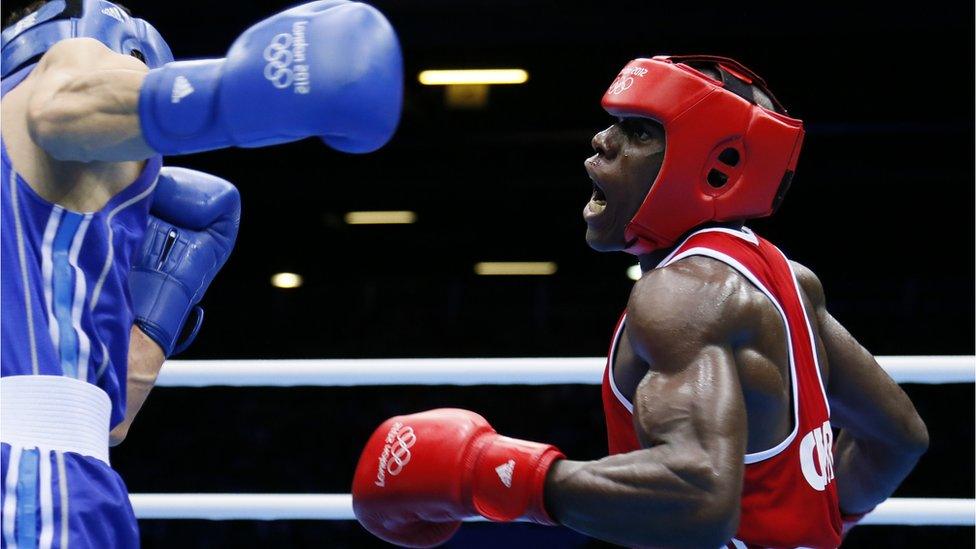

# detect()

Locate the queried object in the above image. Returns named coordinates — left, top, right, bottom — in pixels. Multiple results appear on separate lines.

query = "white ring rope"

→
left=155, top=355, right=975, bottom=387
left=128, top=494, right=974, bottom=525
left=142, top=356, right=974, bottom=527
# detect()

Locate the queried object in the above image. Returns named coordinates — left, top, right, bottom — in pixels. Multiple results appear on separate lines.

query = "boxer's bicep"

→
left=26, top=38, right=153, bottom=162
left=544, top=265, right=749, bottom=546
left=626, top=266, right=748, bottom=511
left=630, top=337, right=747, bottom=510
left=792, top=261, right=926, bottom=447
left=546, top=346, right=746, bottom=546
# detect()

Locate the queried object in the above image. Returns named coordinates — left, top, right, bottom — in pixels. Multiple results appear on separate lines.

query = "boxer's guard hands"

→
left=129, top=167, right=240, bottom=356
left=138, top=1, right=403, bottom=156
left=352, top=409, right=564, bottom=548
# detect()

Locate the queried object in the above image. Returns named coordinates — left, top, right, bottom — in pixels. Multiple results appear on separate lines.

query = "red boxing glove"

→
left=352, top=408, right=565, bottom=548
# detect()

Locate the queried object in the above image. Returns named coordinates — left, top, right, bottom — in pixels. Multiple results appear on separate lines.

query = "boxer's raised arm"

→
left=137, top=0, right=402, bottom=156
left=25, top=38, right=154, bottom=162
left=24, top=1, right=403, bottom=162
left=792, top=262, right=928, bottom=516
left=545, top=263, right=747, bottom=548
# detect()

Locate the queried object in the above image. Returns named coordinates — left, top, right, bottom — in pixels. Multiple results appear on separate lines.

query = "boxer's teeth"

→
left=586, top=180, right=608, bottom=216
left=588, top=188, right=607, bottom=213
left=591, top=185, right=607, bottom=205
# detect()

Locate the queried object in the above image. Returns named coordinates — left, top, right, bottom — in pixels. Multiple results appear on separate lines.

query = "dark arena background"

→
left=7, top=0, right=974, bottom=547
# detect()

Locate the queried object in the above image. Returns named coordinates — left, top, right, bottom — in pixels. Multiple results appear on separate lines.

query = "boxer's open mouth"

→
left=587, top=180, right=607, bottom=215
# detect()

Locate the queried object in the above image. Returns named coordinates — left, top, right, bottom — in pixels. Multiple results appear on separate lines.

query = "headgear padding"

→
left=1, top=0, right=173, bottom=78
left=601, top=55, right=804, bottom=254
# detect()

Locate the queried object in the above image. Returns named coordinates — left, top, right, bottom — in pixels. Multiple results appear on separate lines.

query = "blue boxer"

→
left=1, top=56, right=158, bottom=546
left=1, top=4, right=234, bottom=547
left=1, top=0, right=400, bottom=545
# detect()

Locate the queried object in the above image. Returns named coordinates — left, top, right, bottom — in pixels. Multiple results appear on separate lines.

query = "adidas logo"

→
left=100, top=7, right=126, bottom=22
left=495, top=459, right=515, bottom=488
left=171, top=76, right=194, bottom=104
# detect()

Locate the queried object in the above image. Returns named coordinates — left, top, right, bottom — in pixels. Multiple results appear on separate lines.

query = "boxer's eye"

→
left=621, top=119, right=653, bottom=142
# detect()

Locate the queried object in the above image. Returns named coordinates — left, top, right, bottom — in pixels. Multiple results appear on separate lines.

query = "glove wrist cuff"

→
left=523, top=447, right=563, bottom=525
left=139, top=60, right=233, bottom=155
left=470, top=434, right=564, bottom=525
left=129, top=268, right=194, bottom=356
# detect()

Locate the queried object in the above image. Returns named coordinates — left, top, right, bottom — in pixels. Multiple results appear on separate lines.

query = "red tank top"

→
left=601, top=227, right=842, bottom=549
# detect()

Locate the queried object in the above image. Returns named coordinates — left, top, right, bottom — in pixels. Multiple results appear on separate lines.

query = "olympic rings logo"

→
left=385, top=426, right=417, bottom=476
left=263, top=33, right=295, bottom=89
left=608, top=75, right=634, bottom=95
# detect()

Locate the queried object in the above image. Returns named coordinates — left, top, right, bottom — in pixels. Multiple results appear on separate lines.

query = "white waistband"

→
left=1, top=375, right=111, bottom=465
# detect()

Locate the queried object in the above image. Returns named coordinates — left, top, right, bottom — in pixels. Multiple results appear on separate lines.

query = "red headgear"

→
left=601, top=55, right=804, bottom=254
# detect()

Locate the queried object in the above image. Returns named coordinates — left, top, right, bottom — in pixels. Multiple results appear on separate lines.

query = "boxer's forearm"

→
left=544, top=449, right=739, bottom=548
left=832, top=429, right=925, bottom=515
left=815, top=301, right=928, bottom=513
left=28, top=67, right=155, bottom=162
left=110, top=326, right=165, bottom=446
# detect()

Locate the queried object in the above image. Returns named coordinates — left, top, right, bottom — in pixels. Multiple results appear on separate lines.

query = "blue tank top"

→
left=1, top=64, right=162, bottom=427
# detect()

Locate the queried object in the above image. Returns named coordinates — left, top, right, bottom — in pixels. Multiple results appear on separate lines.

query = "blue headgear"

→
left=1, top=0, right=172, bottom=78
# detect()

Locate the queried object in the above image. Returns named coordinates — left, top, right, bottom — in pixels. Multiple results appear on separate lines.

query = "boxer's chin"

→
left=585, top=226, right=625, bottom=252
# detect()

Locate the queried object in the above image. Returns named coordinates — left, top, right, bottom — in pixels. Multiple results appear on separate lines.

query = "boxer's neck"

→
left=636, top=220, right=746, bottom=273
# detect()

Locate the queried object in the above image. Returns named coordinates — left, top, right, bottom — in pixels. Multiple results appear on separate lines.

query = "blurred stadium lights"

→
left=445, top=84, right=490, bottom=109
left=419, top=69, right=529, bottom=109
left=474, top=262, right=558, bottom=276
left=343, top=211, right=417, bottom=225
left=270, top=272, right=303, bottom=289
left=417, top=69, right=529, bottom=85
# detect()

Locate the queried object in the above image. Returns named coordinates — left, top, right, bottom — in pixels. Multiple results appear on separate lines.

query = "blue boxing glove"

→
left=130, top=167, right=241, bottom=356
left=138, top=1, right=402, bottom=156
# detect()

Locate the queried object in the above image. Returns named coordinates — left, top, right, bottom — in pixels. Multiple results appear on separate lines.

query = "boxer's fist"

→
left=139, top=1, right=402, bottom=155
left=352, top=409, right=564, bottom=548
left=129, top=167, right=240, bottom=355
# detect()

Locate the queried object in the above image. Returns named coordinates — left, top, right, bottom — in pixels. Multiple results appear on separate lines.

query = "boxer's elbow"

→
left=109, top=421, right=130, bottom=446
left=899, top=411, right=929, bottom=459
left=691, top=496, right=739, bottom=548
left=634, top=458, right=740, bottom=548
left=631, top=497, right=738, bottom=548
left=875, top=404, right=929, bottom=460
left=673, top=467, right=739, bottom=547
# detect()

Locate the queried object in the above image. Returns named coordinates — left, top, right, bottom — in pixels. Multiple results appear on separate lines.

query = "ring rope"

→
left=128, top=494, right=975, bottom=525
left=143, top=356, right=974, bottom=527
left=155, top=355, right=975, bottom=387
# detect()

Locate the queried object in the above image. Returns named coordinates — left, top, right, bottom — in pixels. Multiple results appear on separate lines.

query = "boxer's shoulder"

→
left=630, top=255, right=766, bottom=324
left=788, top=260, right=826, bottom=310
left=627, top=256, right=766, bottom=364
